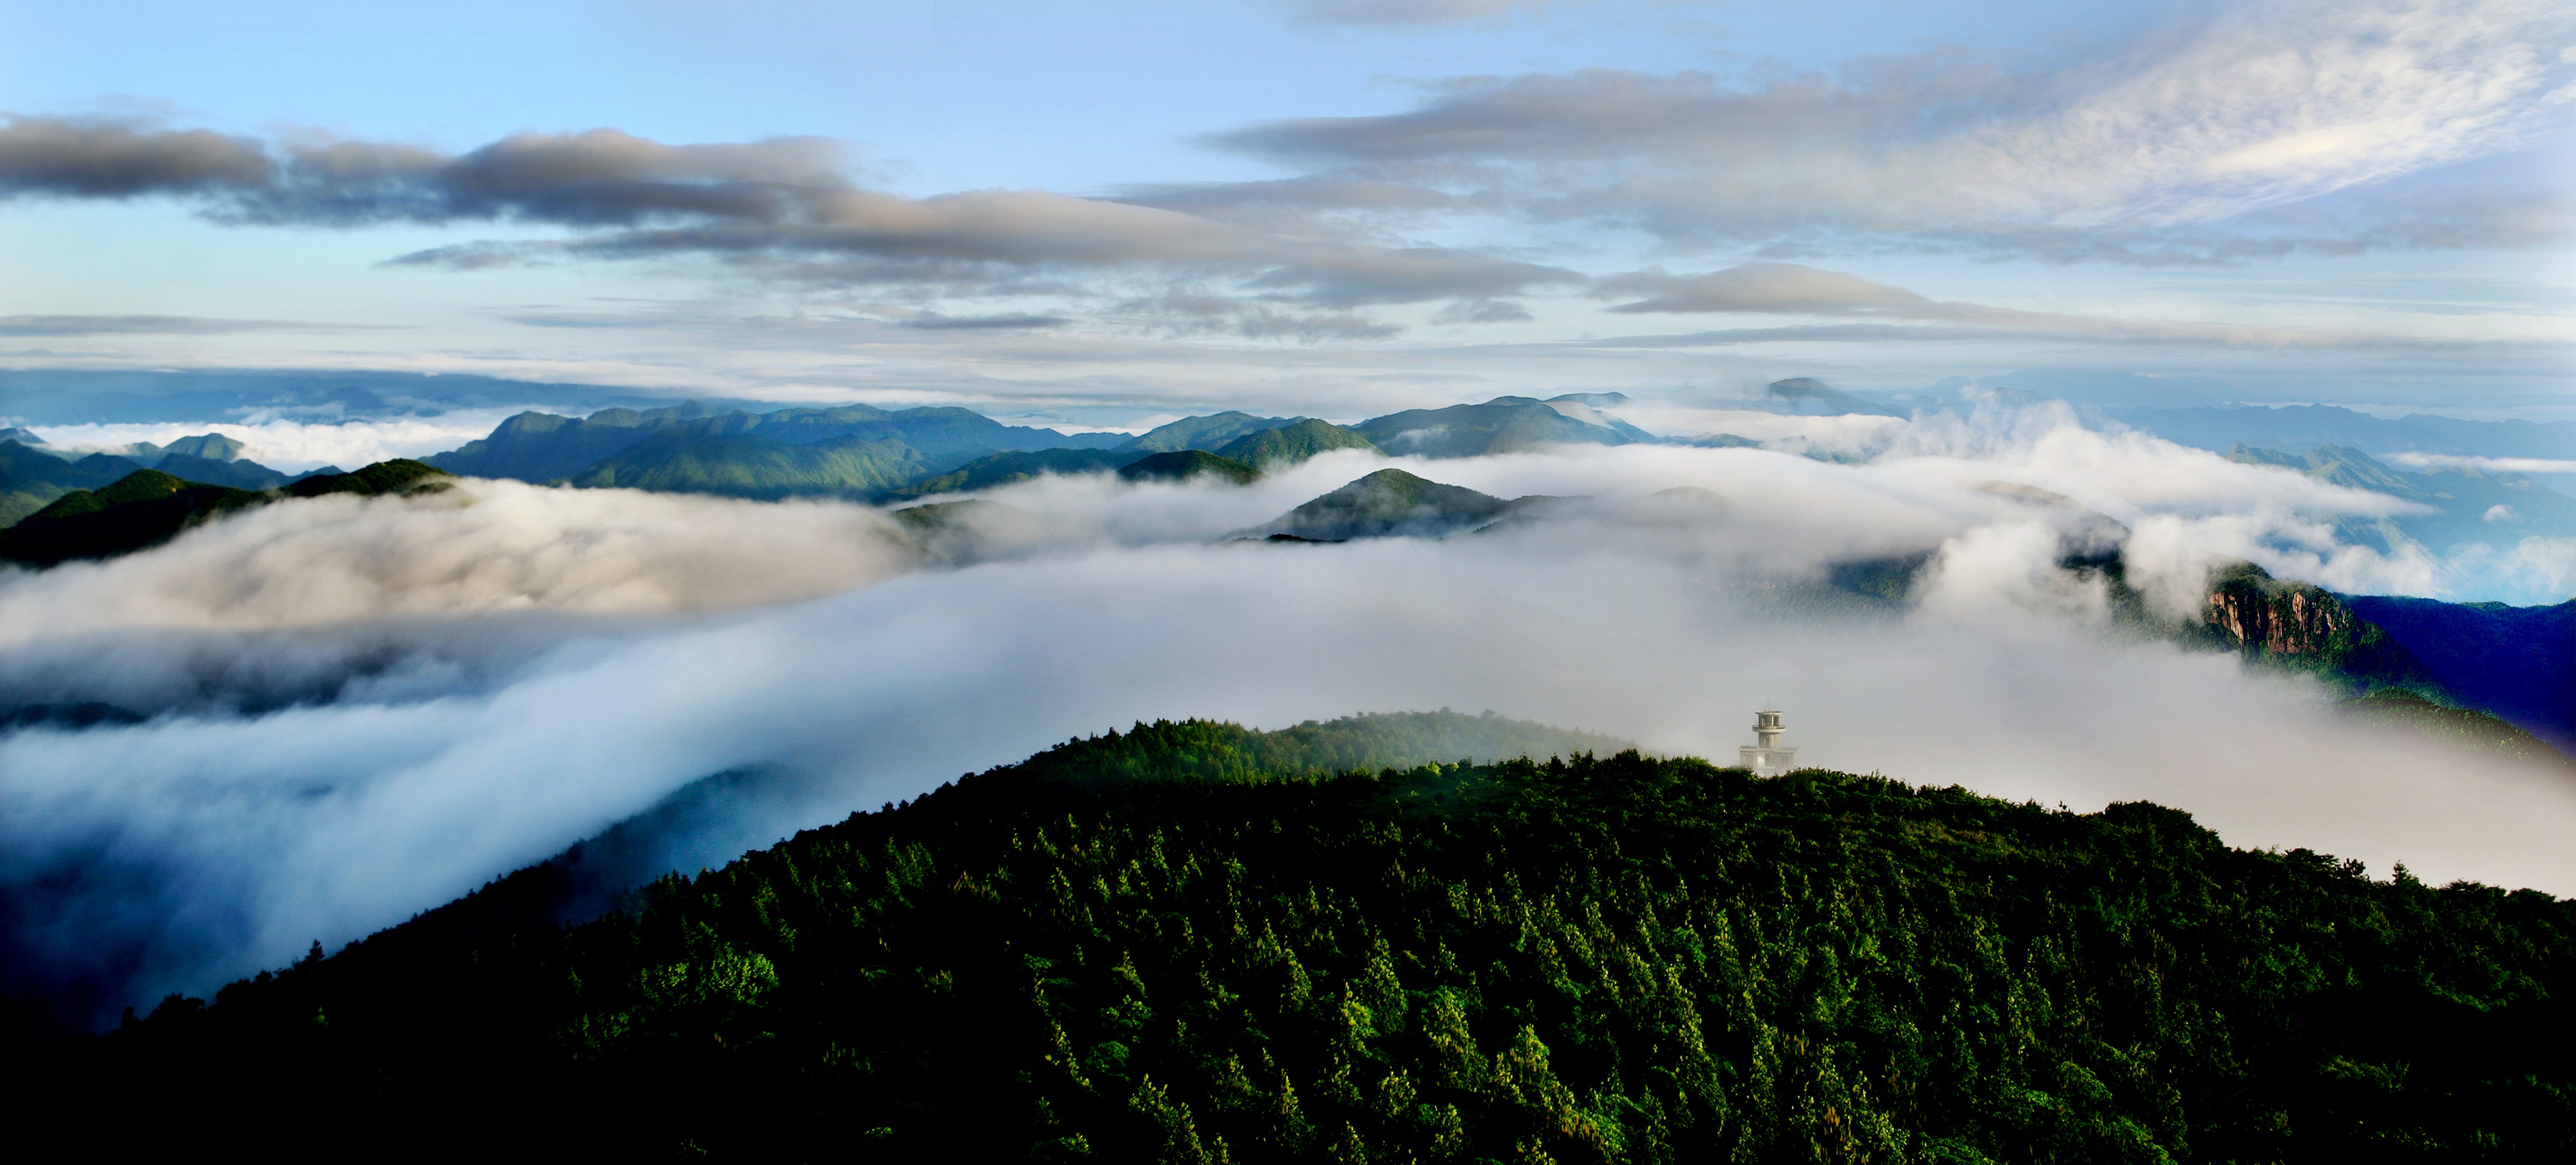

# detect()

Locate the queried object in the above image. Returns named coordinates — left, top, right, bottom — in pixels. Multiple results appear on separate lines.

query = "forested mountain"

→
left=1213, top=417, right=1381, bottom=467
left=886, top=448, right=1135, bottom=500
left=146, top=453, right=290, bottom=490
left=429, top=402, right=1124, bottom=484
left=1355, top=395, right=1638, bottom=458
left=1118, top=450, right=1260, bottom=485
left=38, top=714, right=2575, bottom=1160
left=567, top=433, right=928, bottom=500
left=1251, top=468, right=1526, bottom=541
left=1119, top=412, right=1299, bottom=454
left=0, top=460, right=452, bottom=567
left=2344, top=595, right=2576, bottom=748
left=0, top=440, right=142, bottom=526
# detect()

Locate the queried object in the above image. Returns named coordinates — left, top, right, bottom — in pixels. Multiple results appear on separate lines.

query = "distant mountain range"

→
left=2224, top=443, right=2576, bottom=553
left=0, top=431, right=305, bottom=525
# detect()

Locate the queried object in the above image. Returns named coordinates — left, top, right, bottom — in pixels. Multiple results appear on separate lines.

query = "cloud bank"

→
left=3, top=412, right=2568, bottom=1030
left=1199, top=0, right=2575, bottom=261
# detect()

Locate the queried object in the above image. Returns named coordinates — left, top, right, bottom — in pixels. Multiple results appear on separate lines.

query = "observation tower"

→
left=1739, top=708, right=1798, bottom=777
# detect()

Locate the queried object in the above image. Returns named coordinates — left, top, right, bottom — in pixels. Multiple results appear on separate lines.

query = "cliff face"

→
left=2197, top=562, right=2435, bottom=691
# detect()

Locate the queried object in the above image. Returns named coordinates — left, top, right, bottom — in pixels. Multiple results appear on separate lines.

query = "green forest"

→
left=32, top=714, right=2575, bottom=1161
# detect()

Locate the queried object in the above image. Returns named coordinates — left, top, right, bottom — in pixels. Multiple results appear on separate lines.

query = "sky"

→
left=1, top=0, right=2570, bottom=426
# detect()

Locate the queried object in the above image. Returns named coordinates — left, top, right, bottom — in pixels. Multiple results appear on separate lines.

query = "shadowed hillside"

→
left=31, top=712, right=2575, bottom=1160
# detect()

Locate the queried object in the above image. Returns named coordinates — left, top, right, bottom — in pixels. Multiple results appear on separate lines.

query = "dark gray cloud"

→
left=899, top=313, right=1072, bottom=330
left=0, top=115, right=272, bottom=197
left=1, top=116, right=1566, bottom=315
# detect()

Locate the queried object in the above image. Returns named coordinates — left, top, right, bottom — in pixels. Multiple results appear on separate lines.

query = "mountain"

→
left=151, top=453, right=290, bottom=491
left=2108, top=404, right=2576, bottom=460
left=2226, top=443, right=2576, bottom=551
left=2342, top=595, right=2575, bottom=749
left=430, top=402, right=1124, bottom=484
left=1212, top=417, right=1380, bottom=467
left=1991, top=370, right=2230, bottom=409
left=568, top=433, right=926, bottom=500
left=1354, top=395, right=1633, bottom=458
left=0, top=460, right=454, bottom=568
left=0, top=469, right=267, bottom=567
left=887, top=448, right=1132, bottom=500
left=1250, top=468, right=1518, bottom=540
left=0, top=441, right=145, bottom=527
left=1760, top=377, right=1909, bottom=418
left=1115, top=450, right=1258, bottom=486
left=1118, top=412, right=1298, bottom=454
left=429, top=408, right=703, bottom=482
left=285, top=459, right=454, bottom=499
left=40, top=715, right=2576, bottom=1159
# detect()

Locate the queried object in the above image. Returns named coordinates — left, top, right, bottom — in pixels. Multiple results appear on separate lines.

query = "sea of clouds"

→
left=3, top=401, right=2572, bottom=1028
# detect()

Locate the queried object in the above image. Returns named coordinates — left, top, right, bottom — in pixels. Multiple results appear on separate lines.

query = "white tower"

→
left=1739, top=708, right=1798, bottom=777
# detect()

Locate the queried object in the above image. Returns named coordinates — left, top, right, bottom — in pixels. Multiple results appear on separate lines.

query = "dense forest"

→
left=28, top=713, right=2571, bottom=1161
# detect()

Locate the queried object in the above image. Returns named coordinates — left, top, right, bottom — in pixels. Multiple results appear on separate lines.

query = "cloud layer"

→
left=4, top=410, right=2568, bottom=1028
left=1201, top=0, right=2575, bottom=261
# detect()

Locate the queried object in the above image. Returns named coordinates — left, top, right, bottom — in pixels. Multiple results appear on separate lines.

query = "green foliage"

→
left=1356, top=397, right=1631, bottom=459
left=1255, top=468, right=1514, bottom=540
left=50, top=719, right=2575, bottom=1160
left=0, top=460, right=453, bottom=567
left=2336, top=689, right=2571, bottom=767
left=0, top=469, right=267, bottom=566
left=285, top=458, right=452, bottom=498
left=2193, top=561, right=2438, bottom=695
left=1117, top=450, right=1260, bottom=486
left=1213, top=418, right=1380, bottom=467
left=1122, top=412, right=1298, bottom=455
left=888, top=448, right=1128, bottom=500
left=571, top=433, right=927, bottom=499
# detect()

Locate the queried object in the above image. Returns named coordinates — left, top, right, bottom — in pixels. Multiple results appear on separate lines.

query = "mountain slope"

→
left=568, top=433, right=927, bottom=500
left=887, top=448, right=1131, bottom=500
left=0, top=441, right=145, bottom=527
left=1213, top=417, right=1379, bottom=467
left=430, top=402, right=1123, bottom=484
left=1117, top=450, right=1259, bottom=485
left=0, top=470, right=267, bottom=566
left=2342, top=595, right=2575, bottom=748
left=0, top=460, right=455, bottom=567
left=1355, top=396, right=1632, bottom=458
left=1119, top=412, right=1298, bottom=454
left=43, top=719, right=2576, bottom=1160
left=150, top=453, right=290, bottom=490
left=1251, top=468, right=1516, bottom=540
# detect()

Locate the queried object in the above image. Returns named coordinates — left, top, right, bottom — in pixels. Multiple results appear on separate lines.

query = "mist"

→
left=4, top=410, right=2571, bottom=1028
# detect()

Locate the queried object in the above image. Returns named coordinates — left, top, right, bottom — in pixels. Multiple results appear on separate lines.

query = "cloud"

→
left=2384, top=451, right=2576, bottom=474
left=1591, top=261, right=2568, bottom=350
left=0, top=315, right=392, bottom=337
left=1206, top=0, right=2576, bottom=260
left=27, top=412, right=547, bottom=473
left=899, top=313, right=1072, bottom=330
left=7, top=428, right=2573, bottom=1032
left=0, top=117, right=1574, bottom=314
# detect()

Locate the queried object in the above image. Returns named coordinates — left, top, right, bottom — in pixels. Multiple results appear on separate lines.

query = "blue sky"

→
left=1, top=0, right=2570, bottom=426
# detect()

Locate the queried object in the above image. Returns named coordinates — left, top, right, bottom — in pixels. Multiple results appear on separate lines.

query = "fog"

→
left=4, top=411, right=2571, bottom=1028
